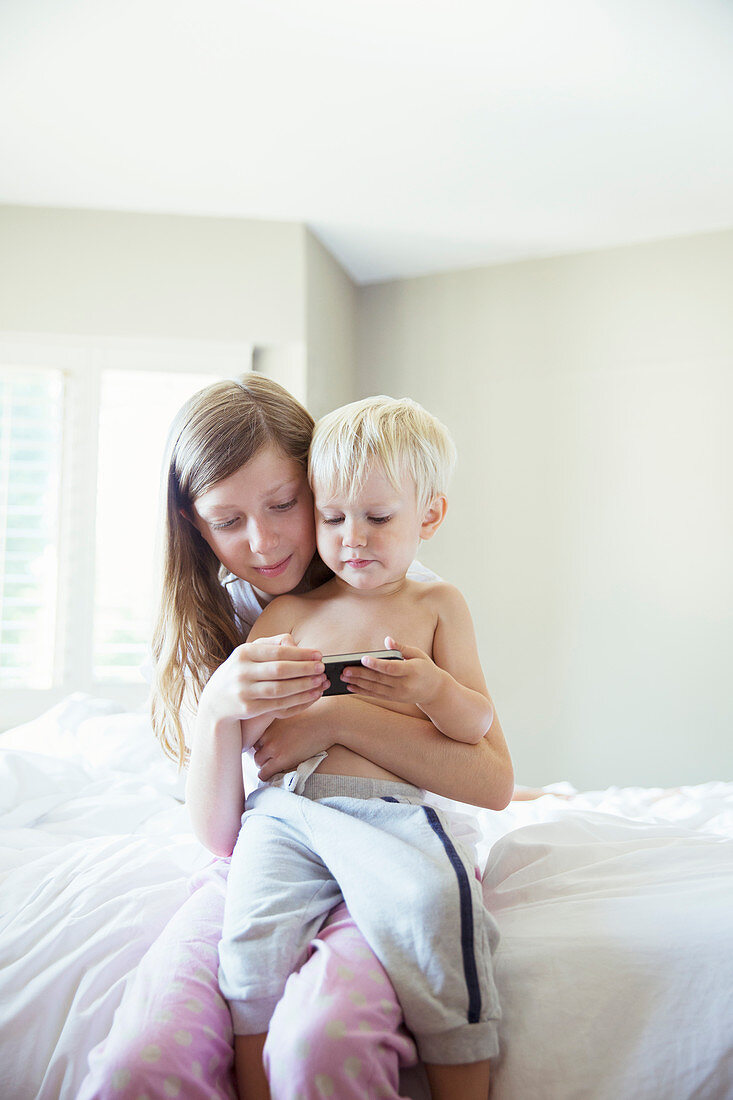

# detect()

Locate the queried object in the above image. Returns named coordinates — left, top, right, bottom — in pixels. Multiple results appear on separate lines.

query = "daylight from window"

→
left=93, top=369, right=217, bottom=682
left=0, top=368, right=63, bottom=689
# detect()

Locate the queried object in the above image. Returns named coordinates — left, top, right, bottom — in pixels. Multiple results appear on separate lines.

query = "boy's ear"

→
left=420, top=494, right=448, bottom=541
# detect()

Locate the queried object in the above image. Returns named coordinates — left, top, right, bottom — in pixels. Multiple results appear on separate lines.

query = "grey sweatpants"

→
left=218, top=774, right=501, bottom=1064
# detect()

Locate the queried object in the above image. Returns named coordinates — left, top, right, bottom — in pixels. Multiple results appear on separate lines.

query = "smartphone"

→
left=322, top=649, right=403, bottom=696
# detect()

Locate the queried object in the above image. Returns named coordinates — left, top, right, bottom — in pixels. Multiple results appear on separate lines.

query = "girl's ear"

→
left=420, top=494, right=448, bottom=541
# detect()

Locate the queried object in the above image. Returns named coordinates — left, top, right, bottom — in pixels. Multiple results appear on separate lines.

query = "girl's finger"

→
left=247, top=659, right=326, bottom=683
left=277, top=684, right=327, bottom=708
left=248, top=672, right=327, bottom=700
left=276, top=700, right=318, bottom=719
left=258, top=758, right=282, bottom=782
left=245, top=644, right=323, bottom=665
left=264, top=687, right=326, bottom=714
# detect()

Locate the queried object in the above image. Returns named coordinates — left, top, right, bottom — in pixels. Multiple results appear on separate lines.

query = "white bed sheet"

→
left=1, top=695, right=732, bottom=1099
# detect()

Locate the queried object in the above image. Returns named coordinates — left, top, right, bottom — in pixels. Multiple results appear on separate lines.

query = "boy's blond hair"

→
left=309, top=395, right=456, bottom=512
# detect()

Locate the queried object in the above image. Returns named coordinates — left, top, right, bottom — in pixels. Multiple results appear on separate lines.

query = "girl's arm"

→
left=185, top=632, right=327, bottom=856
left=255, top=694, right=514, bottom=811
left=342, top=697, right=513, bottom=809
left=186, top=705, right=244, bottom=858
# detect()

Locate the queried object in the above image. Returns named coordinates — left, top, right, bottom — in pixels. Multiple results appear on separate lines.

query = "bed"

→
left=1, top=693, right=732, bottom=1099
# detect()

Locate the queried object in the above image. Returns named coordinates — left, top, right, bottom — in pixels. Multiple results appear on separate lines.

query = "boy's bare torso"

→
left=273, top=577, right=443, bottom=783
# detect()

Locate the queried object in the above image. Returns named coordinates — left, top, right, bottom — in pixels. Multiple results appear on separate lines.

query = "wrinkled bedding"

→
left=1, top=695, right=732, bottom=1099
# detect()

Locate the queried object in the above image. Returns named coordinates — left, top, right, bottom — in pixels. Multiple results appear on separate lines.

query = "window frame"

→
left=0, top=333, right=252, bottom=731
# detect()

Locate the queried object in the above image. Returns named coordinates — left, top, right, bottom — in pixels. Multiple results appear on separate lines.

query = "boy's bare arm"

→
left=343, top=585, right=495, bottom=745
left=420, top=584, right=495, bottom=742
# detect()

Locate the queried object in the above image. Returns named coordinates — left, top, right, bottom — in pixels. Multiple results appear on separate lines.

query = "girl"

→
left=79, top=374, right=510, bottom=1100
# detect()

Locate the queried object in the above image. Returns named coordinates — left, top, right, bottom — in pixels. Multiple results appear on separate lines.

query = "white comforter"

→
left=1, top=695, right=732, bottom=1099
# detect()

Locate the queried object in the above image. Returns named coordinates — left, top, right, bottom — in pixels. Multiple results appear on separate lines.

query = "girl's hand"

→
left=341, top=635, right=443, bottom=710
left=252, top=699, right=335, bottom=780
left=199, top=633, right=328, bottom=724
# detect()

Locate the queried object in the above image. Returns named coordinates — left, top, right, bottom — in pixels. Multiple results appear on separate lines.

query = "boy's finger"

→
left=346, top=682, right=392, bottom=700
left=343, top=667, right=378, bottom=686
left=343, top=669, right=396, bottom=694
left=359, top=656, right=405, bottom=675
left=384, top=636, right=425, bottom=661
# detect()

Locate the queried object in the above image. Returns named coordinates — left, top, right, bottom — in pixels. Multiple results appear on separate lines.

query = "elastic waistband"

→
left=301, top=773, right=425, bottom=802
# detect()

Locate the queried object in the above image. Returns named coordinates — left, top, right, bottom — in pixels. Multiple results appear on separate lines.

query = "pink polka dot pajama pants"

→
left=77, top=863, right=419, bottom=1100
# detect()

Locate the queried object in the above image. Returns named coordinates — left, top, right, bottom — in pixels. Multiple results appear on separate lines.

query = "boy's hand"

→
left=341, top=635, right=444, bottom=708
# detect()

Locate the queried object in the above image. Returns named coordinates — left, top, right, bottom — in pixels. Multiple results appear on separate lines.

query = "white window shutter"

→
left=0, top=367, right=64, bottom=688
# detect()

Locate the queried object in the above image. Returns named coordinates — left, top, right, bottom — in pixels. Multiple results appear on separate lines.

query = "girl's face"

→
left=190, top=443, right=316, bottom=596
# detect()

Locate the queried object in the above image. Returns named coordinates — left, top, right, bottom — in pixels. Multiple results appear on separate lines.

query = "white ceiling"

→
left=2, top=0, right=733, bottom=284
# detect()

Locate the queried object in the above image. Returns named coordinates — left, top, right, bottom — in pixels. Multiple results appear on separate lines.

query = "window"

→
left=0, top=368, right=64, bottom=689
left=93, top=368, right=216, bottom=682
left=0, top=336, right=251, bottom=729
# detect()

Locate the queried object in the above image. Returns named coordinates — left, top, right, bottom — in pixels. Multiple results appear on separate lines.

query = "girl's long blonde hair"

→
left=151, top=373, right=315, bottom=767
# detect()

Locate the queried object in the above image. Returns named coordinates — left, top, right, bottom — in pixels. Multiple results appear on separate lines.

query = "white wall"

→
left=356, top=230, right=733, bottom=789
left=303, top=230, right=357, bottom=419
left=0, top=205, right=305, bottom=343
left=0, top=204, right=357, bottom=423
left=0, top=205, right=357, bottom=728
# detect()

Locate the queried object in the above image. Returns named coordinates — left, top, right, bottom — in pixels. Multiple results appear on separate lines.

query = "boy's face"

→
left=313, top=462, right=436, bottom=592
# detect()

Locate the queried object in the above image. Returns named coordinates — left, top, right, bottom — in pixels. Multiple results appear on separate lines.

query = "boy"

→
left=220, top=396, right=513, bottom=1100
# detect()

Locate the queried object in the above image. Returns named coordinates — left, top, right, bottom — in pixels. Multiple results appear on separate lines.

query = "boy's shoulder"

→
left=265, top=591, right=308, bottom=611
left=405, top=561, right=466, bottom=607
left=300, top=577, right=341, bottom=602
left=407, top=576, right=467, bottom=608
left=254, top=591, right=308, bottom=629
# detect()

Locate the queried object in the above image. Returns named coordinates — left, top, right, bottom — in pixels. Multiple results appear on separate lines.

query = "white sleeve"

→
left=222, top=573, right=265, bottom=636
left=407, top=559, right=441, bottom=583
